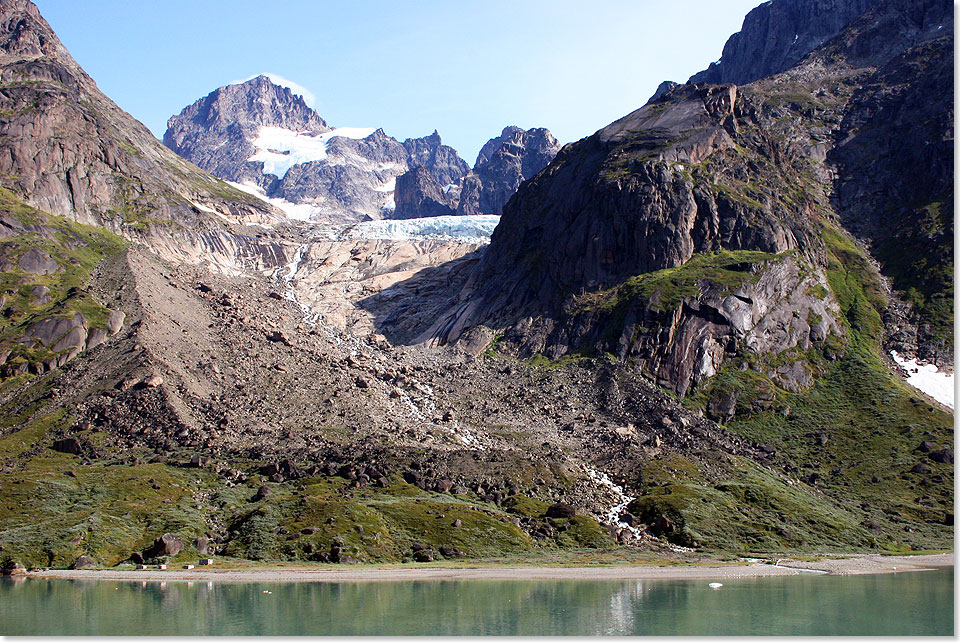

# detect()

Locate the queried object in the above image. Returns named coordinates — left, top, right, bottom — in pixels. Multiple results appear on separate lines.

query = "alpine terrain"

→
left=164, top=78, right=560, bottom=223
left=0, top=0, right=952, bottom=574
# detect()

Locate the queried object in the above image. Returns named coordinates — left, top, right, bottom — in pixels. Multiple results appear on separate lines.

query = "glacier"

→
left=226, top=179, right=499, bottom=240
left=329, top=215, right=500, bottom=243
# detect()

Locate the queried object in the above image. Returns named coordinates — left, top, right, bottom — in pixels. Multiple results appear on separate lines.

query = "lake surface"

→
left=0, top=567, right=953, bottom=636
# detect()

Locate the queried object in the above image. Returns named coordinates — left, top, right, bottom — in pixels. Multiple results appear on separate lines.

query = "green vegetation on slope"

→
left=0, top=412, right=614, bottom=568
left=627, top=453, right=876, bottom=552
left=577, top=249, right=785, bottom=316
left=0, top=187, right=127, bottom=377
left=873, top=198, right=953, bottom=354
left=684, top=223, right=953, bottom=550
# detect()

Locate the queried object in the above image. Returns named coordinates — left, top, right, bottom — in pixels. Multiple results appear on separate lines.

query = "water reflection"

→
left=0, top=568, right=953, bottom=636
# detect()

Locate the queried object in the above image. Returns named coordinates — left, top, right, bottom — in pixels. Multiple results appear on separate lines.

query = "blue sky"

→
left=35, top=0, right=761, bottom=164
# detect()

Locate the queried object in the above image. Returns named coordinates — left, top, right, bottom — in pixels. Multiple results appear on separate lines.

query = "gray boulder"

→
left=18, top=248, right=60, bottom=275
left=106, top=310, right=125, bottom=335
left=545, top=502, right=577, bottom=519
left=144, top=533, right=184, bottom=559
left=70, top=555, right=96, bottom=569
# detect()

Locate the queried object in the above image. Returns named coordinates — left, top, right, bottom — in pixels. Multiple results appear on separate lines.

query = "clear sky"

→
left=35, top=0, right=762, bottom=164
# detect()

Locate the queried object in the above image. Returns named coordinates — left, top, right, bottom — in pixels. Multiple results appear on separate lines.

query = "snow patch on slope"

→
left=191, top=201, right=217, bottom=214
left=330, top=215, right=500, bottom=243
left=250, top=126, right=377, bottom=178
left=226, top=181, right=321, bottom=221
left=891, top=351, right=955, bottom=409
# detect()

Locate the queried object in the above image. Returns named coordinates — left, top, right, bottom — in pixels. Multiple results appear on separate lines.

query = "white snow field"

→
left=249, top=126, right=378, bottom=178
left=891, top=350, right=955, bottom=409
left=226, top=181, right=322, bottom=220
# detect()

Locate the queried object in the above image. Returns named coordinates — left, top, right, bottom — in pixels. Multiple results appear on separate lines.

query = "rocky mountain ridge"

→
left=165, top=80, right=561, bottom=223
left=0, top=1, right=281, bottom=232
left=422, top=0, right=952, bottom=376
left=689, top=0, right=878, bottom=85
left=0, top=0, right=304, bottom=376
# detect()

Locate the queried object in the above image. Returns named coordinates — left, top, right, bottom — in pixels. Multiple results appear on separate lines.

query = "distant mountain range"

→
left=163, top=77, right=561, bottom=223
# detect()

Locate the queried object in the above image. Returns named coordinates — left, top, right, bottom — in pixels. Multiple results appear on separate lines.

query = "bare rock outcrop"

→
left=17, top=248, right=59, bottom=274
left=688, top=0, right=876, bottom=85
left=392, top=167, right=458, bottom=220
left=457, top=126, right=562, bottom=216
left=415, top=0, right=950, bottom=399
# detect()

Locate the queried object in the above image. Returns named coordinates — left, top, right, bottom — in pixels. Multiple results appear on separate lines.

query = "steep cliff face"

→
left=829, top=26, right=953, bottom=363
left=459, top=126, right=562, bottom=216
left=392, top=167, right=458, bottom=220
left=689, top=0, right=877, bottom=85
left=421, top=82, right=838, bottom=397
left=0, top=0, right=279, bottom=234
left=422, top=0, right=952, bottom=395
left=392, top=126, right=561, bottom=219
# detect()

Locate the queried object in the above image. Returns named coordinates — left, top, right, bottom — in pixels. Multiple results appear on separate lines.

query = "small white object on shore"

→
left=183, top=564, right=195, bottom=569
left=136, top=564, right=147, bottom=570
left=198, top=558, right=214, bottom=566
left=157, top=564, right=166, bottom=570
left=709, top=582, right=723, bottom=589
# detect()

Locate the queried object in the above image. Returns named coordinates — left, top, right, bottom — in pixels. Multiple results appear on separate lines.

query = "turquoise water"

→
left=0, top=567, right=953, bottom=635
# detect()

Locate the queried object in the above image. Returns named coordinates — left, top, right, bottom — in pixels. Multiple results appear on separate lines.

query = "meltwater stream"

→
left=0, top=567, right=952, bottom=635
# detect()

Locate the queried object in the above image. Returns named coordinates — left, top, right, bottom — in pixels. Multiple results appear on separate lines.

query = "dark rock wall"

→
left=689, top=0, right=877, bottom=84
left=421, top=0, right=954, bottom=391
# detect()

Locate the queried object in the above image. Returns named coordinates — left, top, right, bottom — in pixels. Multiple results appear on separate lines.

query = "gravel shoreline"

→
left=26, top=553, right=952, bottom=583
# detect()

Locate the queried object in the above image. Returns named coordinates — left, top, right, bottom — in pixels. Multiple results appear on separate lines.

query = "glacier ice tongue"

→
left=333, top=215, right=501, bottom=243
